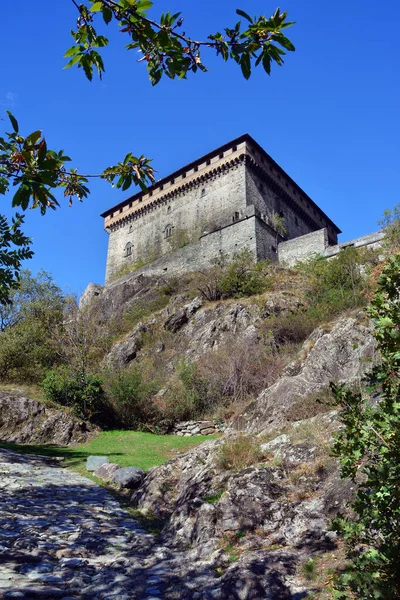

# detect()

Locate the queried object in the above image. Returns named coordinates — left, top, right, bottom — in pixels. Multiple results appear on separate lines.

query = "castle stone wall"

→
left=105, top=162, right=247, bottom=283
left=278, top=229, right=385, bottom=267
left=107, top=215, right=258, bottom=283
left=278, top=229, right=328, bottom=266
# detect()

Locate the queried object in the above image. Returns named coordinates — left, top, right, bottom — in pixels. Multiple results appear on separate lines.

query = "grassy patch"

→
left=0, top=430, right=215, bottom=475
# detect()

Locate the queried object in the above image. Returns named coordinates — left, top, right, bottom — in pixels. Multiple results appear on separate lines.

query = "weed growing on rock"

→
left=217, top=435, right=262, bottom=471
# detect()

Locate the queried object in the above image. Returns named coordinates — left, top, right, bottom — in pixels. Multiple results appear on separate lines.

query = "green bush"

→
left=42, top=366, right=105, bottom=421
left=298, top=246, right=376, bottom=318
left=104, top=367, right=160, bottom=430
left=198, top=249, right=270, bottom=301
left=329, top=254, right=400, bottom=599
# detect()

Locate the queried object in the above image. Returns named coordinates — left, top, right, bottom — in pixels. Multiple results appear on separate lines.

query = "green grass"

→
left=0, top=430, right=216, bottom=475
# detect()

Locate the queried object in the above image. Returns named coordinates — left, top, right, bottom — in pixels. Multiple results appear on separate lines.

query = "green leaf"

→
left=102, top=6, right=112, bottom=24
left=236, top=9, right=253, bottom=23
left=90, top=1, right=103, bottom=12
left=25, top=130, right=42, bottom=146
left=64, top=45, right=80, bottom=58
left=64, top=54, right=82, bottom=69
left=6, top=111, right=19, bottom=133
left=240, top=53, right=251, bottom=79
left=136, top=0, right=153, bottom=11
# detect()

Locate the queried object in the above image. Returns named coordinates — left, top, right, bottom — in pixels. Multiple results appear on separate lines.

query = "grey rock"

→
left=185, top=296, right=203, bottom=315
left=95, top=463, right=121, bottom=481
left=112, top=467, right=145, bottom=489
left=164, top=309, right=188, bottom=333
left=104, top=323, right=148, bottom=368
left=0, top=392, right=95, bottom=445
left=86, top=456, right=109, bottom=471
left=245, top=316, right=376, bottom=432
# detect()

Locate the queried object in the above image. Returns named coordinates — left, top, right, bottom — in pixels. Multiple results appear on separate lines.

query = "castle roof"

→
left=101, top=134, right=341, bottom=236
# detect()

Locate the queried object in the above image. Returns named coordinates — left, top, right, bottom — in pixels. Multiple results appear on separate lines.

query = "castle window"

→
left=271, top=245, right=277, bottom=253
left=129, top=224, right=133, bottom=233
left=206, top=159, right=211, bottom=166
left=167, top=205, right=171, bottom=214
left=124, top=242, right=132, bottom=257
left=219, top=152, right=224, bottom=159
left=232, top=211, right=240, bottom=222
left=129, top=201, right=133, bottom=208
left=201, top=188, right=207, bottom=197
left=232, top=145, right=237, bottom=152
left=165, top=224, right=173, bottom=239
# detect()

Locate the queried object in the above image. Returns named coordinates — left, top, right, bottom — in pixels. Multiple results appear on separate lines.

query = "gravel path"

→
left=0, top=449, right=222, bottom=600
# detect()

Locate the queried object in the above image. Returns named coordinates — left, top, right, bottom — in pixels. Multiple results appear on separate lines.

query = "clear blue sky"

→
left=2, top=1, right=399, bottom=296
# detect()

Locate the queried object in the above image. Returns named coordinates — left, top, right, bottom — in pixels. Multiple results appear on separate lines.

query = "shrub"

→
left=41, top=366, right=105, bottom=421
left=217, top=434, right=262, bottom=471
left=330, top=254, right=400, bottom=599
left=378, top=203, right=400, bottom=252
left=197, top=249, right=270, bottom=301
left=103, top=367, right=161, bottom=430
left=163, top=338, right=286, bottom=423
left=297, top=246, right=376, bottom=318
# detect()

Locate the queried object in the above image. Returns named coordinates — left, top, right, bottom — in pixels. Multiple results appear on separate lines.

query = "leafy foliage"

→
left=330, top=254, right=400, bottom=599
left=103, top=366, right=161, bottom=429
left=42, top=366, right=105, bottom=421
left=0, top=270, right=65, bottom=382
left=198, top=248, right=269, bottom=301
left=378, top=202, right=400, bottom=252
left=298, top=246, right=376, bottom=319
left=0, top=214, right=33, bottom=305
left=66, top=2, right=295, bottom=85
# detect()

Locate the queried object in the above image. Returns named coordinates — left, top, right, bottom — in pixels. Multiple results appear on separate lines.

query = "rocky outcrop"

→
left=243, top=315, right=376, bottom=432
left=131, top=412, right=346, bottom=563
left=104, top=322, right=149, bottom=368
left=0, top=392, right=95, bottom=445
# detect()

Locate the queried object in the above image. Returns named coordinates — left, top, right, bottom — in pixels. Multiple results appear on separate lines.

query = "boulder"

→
left=94, top=463, right=120, bottom=481
left=86, top=456, right=109, bottom=471
left=112, top=467, right=145, bottom=489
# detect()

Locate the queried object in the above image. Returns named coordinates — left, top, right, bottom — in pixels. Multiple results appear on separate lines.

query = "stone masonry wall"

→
left=106, top=215, right=258, bottom=283
left=278, top=229, right=328, bottom=266
left=278, top=229, right=385, bottom=267
left=105, top=162, right=247, bottom=283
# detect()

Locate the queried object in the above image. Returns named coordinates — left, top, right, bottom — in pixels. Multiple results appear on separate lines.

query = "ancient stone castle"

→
left=101, top=134, right=382, bottom=284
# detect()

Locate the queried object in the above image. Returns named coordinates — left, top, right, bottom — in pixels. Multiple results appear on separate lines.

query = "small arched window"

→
left=129, top=224, right=133, bottom=233
left=201, top=188, right=207, bottom=197
left=165, top=224, right=173, bottom=239
left=124, top=242, right=132, bottom=257
left=167, top=205, right=171, bottom=214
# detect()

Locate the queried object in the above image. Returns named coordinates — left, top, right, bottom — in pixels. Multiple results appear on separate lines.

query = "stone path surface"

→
left=0, top=448, right=224, bottom=600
